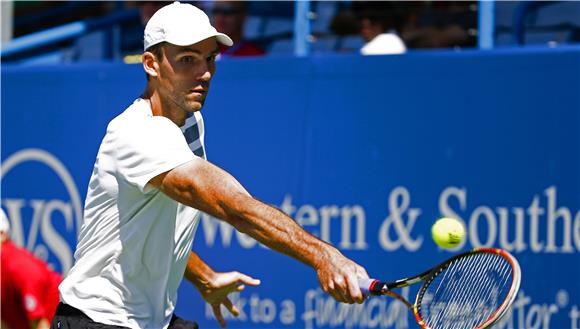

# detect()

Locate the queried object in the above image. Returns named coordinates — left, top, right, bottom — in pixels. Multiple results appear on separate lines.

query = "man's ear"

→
left=143, top=52, right=160, bottom=78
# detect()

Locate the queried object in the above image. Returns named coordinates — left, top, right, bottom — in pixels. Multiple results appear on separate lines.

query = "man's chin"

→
left=186, top=101, right=204, bottom=112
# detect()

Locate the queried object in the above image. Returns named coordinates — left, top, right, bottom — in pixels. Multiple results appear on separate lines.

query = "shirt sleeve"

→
left=114, top=115, right=196, bottom=193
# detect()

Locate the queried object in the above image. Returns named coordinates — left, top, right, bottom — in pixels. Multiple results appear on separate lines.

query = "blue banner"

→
left=2, top=46, right=580, bottom=329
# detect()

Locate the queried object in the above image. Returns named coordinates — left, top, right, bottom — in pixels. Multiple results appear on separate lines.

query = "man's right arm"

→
left=149, top=157, right=369, bottom=304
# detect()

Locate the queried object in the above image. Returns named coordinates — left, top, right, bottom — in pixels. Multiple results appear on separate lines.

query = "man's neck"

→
left=142, top=88, right=187, bottom=126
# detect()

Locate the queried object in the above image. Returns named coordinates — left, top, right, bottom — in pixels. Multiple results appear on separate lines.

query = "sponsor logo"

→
left=1, top=149, right=82, bottom=274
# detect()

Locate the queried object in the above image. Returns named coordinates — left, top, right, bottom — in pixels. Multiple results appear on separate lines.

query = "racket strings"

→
left=453, top=254, right=498, bottom=327
left=448, top=253, right=506, bottom=328
left=429, top=254, right=474, bottom=325
left=464, top=254, right=505, bottom=327
left=438, top=253, right=509, bottom=328
left=418, top=252, right=513, bottom=329
left=426, top=254, right=488, bottom=328
left=429, top=254, right=479, bottom=327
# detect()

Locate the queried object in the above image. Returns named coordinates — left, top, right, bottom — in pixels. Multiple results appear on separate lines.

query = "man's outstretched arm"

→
left=150, top=158, right=369, bottom=304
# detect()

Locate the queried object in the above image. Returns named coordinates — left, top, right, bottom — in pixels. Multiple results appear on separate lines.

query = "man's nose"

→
left=199, top=67, right=212, bottom=82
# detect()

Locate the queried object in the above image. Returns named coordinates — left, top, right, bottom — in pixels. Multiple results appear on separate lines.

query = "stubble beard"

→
left=167, top=91, right=206, bottom=114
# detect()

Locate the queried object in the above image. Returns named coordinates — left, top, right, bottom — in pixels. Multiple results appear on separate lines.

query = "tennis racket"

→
left=359, top=248, right=521, bottom=329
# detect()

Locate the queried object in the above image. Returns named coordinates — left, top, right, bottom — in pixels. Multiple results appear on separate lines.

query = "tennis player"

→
left=52, top=2, right=369, bottom=329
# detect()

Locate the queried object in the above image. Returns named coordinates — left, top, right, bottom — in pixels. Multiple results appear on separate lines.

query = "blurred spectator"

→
left=400, top=2, right=476, bottom=49
left=211, top=1, right=265, bottom=57
left=330, top=1, right=476, bottom=53
left=353, top=1, right=406, bottom=55
left=1, top=211, right=63, bottom=329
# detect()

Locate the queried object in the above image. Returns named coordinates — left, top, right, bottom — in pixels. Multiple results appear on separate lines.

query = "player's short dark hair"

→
left=144, top=42, right=167, bottom=80
left=146, top=42, right=166, bottom=61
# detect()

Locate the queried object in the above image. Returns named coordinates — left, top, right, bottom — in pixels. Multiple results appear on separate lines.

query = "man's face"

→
left=155, top=38, right=219, bottom=113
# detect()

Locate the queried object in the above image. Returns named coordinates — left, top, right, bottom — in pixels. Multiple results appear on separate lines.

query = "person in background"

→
left=211, top=1, right=265, bottom=57
left=354, top=1, right=406, bottom=55
left=0, top=211, right=63, bottom=329
left=399, top=2, right=475, bottom=49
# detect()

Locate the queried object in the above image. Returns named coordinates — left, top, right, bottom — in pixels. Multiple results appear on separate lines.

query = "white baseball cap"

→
left=144, top=1, right=233, bottom=51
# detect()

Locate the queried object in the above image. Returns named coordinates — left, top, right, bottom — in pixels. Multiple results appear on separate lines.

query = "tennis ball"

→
left=431, top=217, right=465, bottom=249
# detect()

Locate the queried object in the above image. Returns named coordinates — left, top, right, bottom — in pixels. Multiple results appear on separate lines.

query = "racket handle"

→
left=358, top=278, right=378, bottom=297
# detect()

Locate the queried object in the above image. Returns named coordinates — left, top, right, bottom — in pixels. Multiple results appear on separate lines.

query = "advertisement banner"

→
left=2, top=47, right=580, bottom=328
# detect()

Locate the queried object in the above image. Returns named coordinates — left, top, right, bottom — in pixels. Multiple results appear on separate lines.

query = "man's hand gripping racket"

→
left=359, top=248, right=521, bottom=329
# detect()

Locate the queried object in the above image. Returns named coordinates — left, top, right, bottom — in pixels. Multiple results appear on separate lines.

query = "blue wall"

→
left=2, top=47, right=580, bottom=328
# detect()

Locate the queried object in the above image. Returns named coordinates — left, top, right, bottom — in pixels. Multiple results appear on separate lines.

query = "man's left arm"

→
left=184, top=251, right=260, bottom=327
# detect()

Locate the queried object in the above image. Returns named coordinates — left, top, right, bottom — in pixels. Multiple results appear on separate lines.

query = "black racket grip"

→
left=358, top=278, right=384, bottom=297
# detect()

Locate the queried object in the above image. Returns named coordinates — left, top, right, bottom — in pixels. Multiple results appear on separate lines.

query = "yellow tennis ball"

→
left=432, top=217, right=465, bottom=249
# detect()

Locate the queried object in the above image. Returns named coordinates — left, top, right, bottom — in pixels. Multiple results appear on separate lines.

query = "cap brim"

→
left=216, top=33, right=233, bottom=47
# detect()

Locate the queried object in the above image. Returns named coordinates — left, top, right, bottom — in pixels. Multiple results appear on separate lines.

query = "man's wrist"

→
left=185, top=252, right=217, bottom=291
left=308, top=241, right=341, bottom=271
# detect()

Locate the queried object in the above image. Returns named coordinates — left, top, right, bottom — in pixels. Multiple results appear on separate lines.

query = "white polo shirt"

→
left=59, top=98, right=205, bottom=328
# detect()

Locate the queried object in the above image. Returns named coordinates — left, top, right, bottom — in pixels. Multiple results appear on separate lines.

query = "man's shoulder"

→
left=105, top=100, right=186, bottom=148
left=106, top=99, right=151, bottom=131
left=114, top=98, right=149, bottom=120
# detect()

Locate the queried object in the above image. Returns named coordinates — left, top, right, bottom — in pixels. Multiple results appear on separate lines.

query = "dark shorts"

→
left=51, top=303, right=199, bottom=329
